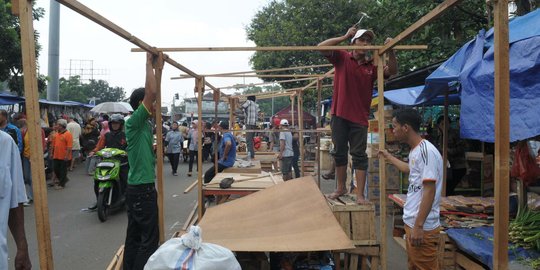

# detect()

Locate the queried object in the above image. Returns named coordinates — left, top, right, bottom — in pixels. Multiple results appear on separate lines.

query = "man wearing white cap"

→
left=318, top=26, right=397, bottom=204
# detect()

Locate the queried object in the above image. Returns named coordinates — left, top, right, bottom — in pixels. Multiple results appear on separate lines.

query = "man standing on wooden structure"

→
left=0, top=130, right=31, bottom=270
left=379, top=109, right=443, bottom=269
left=241, top=95, right=259, bottom=160
left=319, top=27, right=397, bottom=204
left=203, top=121, right=237, bottom=183
left=123, top=53, right=163, bottom=270
left=278, top=119, right=294, bottom=181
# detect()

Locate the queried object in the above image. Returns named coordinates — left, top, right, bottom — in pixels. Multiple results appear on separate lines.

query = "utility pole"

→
left=46, top=0, right=60, bottom=101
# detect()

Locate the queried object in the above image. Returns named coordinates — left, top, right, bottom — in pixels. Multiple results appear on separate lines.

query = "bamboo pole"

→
left=16, top=0, right=54, bottom=268
left=376, top=53, right=387, bottom=270
left=201, top=77, right=320, bottom=90
left=196, top=77, right=205, bottom=219
left=154, top=52, right=165, bottom=244
left=298, top=90, right=305, bottom=177
left=176, top=63, right=333, bottom=78
left=442, top=92, right=449, bottom=196
left=132, top=45, right=428, bottom=52
left=172, top=74, right=327, bottom=79
left=214, top=90, right=219, bottom=176
left=493, top=0, right=510, bottom=269
left=316, top=80, right=322, bottom=187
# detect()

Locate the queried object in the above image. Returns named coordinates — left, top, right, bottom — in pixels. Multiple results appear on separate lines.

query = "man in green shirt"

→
left=123, top=52, right=163, bottom=270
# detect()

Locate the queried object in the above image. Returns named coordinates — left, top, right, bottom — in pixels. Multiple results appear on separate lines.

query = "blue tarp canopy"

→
left=0, top=93, right=25, bottom=105
left=446, top=227, right=539, bottom=269
left=0, top=93, right=95, bottom=107
left=373, top=86, right=461, bottom=106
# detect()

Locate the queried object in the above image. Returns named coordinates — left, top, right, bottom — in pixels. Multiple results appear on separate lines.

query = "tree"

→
left=0, top=0, right=46, bottom=95
left=43, top=76, right=126, bottom=104
left=239, top=85, right=290, bottom=118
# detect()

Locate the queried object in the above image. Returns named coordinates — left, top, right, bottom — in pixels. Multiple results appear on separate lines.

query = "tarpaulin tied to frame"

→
left=197, top=177, right=355, bottom=252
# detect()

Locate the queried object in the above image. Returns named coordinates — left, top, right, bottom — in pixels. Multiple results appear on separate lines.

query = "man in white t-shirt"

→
left=379, top=108, right=443, bottom=270
left=278, top=119, right=294, bottom=181
left=67, top=116, right=82, bottom=171
left=0, top=131, right=31, bottom=270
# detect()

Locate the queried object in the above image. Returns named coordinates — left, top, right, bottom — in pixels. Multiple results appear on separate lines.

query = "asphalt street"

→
left=7, top=158, right=408, bottom=269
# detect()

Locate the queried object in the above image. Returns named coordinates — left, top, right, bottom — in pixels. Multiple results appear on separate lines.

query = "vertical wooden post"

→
left=16, top=0, right=54, bottom=268
left=228, top=97, right=234, bottom=129
left=214, top=90, right=220, bottom=175
left=316, top=80, right=322, bottom=187
left=376, top=53, right=387, bottom=270
left=493, top=0, right=510, bottom=269
left=442, top=92, right=449, bottom=196
left=154, top=52, right=165, bottom=244
left=297, top=90, right=305, bottom=177
left=196, top=77, right=205, bottom=219
left=290, top=95, right=295, bottom=127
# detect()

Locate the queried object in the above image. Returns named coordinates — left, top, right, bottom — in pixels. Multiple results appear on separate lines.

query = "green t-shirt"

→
left=126, top=104, right=155, bottom=185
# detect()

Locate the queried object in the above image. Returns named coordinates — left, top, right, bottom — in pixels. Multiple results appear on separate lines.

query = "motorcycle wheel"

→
left=97, top=189, right=109, bottom=222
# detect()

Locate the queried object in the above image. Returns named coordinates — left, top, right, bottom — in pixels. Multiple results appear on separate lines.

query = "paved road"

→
left=8, top=159, right=407, bottom=269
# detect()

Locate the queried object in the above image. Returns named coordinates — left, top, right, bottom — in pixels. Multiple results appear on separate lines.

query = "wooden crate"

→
left=327, top=195, right=378, bottom=246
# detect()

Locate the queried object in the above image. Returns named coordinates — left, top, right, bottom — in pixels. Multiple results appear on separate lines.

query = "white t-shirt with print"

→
left=403, top=139, right=443, bottom=231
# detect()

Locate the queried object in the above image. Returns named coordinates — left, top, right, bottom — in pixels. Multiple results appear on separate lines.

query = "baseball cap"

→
left=280, top=119, right=289, bottom=126
left=351, top=29, right=375, bottom=43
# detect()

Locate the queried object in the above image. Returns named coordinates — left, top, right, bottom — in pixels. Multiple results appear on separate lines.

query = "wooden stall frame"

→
left=132, top=45, right=428, bottom=53
left=154, top=52, right=165, bottom=244
left=174, top=63, right=333, bottom=78
left=196, top=77, right=205, bottom=219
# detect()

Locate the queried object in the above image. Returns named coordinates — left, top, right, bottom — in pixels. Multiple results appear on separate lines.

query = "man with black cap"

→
left=203, top=121, right=237, bottom=183
left=318, top=26, right=397, bottom=204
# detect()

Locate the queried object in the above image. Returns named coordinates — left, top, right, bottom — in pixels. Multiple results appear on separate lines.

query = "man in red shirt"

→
left=51, top=119, right=73, bottom=189
left=319, top=27, right=397, bottom=204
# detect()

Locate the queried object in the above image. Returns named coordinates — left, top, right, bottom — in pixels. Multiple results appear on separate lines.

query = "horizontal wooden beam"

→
left=180, top=64, right=333, bottom=78
left=233, top=84, right=333, bottom=100
left=132, top=45, right=428, bottom=53
left=379, top=0, right=461, bottom=54
left=301, top=68, right=335, bottom=91
left=203, top=77, right=319, bottom=90
left=173, top=74, right=324, bottom=79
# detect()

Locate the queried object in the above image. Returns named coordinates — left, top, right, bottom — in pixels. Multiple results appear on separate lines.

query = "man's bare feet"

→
left=356, top=196, right=370, bottom=205
left=326, top=190, right=347, bottom=200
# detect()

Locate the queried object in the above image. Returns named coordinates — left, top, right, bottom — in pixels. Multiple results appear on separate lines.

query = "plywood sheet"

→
left=198, top=177, right=355, bottom=252
left=223, top=160, right=262, bottom=173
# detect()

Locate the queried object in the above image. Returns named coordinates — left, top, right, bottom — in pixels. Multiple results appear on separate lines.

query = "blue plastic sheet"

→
left=446, top=227, right=540, bottom=269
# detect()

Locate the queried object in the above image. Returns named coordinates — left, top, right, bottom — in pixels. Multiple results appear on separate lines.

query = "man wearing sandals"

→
left=319, top=26, right=397, bottom=204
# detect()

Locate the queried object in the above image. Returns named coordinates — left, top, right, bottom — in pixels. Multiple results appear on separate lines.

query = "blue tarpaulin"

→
left=0, top=93, right=25, bottom=105
left=374, top=86, right=461, bottom=106
left=446, top=227, right=539, bottom=269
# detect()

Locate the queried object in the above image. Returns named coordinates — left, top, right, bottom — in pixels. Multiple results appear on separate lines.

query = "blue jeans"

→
left=22, top=156, right=33, bottom=200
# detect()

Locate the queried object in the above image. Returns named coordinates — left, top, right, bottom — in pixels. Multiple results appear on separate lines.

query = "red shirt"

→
left=327, top=50, right=376, bottom=126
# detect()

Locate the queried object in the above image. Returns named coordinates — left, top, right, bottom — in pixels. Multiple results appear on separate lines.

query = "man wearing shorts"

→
left=319, top=26, right=397, bottom=203
left=379, top=109, right=443, bottom=269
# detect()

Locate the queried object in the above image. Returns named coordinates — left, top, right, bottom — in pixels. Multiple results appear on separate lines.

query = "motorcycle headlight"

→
left=103, top=151, right=112, bottom=158
left=98, top=175, right=111, bottom=180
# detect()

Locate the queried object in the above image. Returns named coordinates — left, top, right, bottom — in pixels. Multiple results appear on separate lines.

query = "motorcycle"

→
left=94, top=148, right=127, bottom=222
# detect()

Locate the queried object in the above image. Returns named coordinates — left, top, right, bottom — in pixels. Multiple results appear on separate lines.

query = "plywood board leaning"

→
left=198, top=177, right=355, bottom=251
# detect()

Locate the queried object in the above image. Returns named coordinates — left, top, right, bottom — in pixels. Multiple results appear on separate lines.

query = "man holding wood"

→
left=379, top=109, right=443, bottom=269
left=319, top=26, right=397, bottom=204
left=123, top=52, right=163, bottom=270
left=203, top=121, right=237, bottom=183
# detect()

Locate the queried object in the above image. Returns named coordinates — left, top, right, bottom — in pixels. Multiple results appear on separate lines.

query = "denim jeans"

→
left=22, top=156, right=33, bottom=200
left=123, top=184, right=159, bottom=270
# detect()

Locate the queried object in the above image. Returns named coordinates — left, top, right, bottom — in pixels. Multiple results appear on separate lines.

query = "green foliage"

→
left=240, top=85, right=291, bottom=118
left=246, top=0, right=497, bottom=112
left=41, top=76, right=126, bottom=104
left=0, top=0, right=46, bottom=95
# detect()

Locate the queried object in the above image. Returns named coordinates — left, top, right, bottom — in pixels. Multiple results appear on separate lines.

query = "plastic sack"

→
left=144, top=226, right=241, bottom=270
left=511, top=142, right=540, bottom=186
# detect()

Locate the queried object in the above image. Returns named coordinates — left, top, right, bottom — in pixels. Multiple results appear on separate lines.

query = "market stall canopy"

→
left=90, top=102, right=133, bottom=113
left=272, top=105, right=316, bottom=128
left=0, top=93, right=25, bottom=105
left=197, top=177, right=355, bottom=252
left=371, top=86, right=461, bottom=107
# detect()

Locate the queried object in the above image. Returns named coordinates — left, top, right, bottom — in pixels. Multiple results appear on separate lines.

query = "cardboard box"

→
left=366, top=143, right=379, bottom=158
left=368, top=119, right=379, bottom=133
left=385, top=128, right=396, bottom=142
left=367, top=172, right=380, bottom=186
left=367, top=158, right=380, bottom=173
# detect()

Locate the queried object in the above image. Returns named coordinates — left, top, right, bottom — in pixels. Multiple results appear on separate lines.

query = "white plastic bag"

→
left=144, top=226, right=241, bottom=270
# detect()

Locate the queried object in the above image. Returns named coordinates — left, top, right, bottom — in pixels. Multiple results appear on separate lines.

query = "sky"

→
left=33, top=0, right=271, bottom=107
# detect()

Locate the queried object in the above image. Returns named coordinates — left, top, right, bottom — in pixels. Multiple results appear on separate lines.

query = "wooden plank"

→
left=376, top=53, right=388, bottom=270
left=351, top=210, right=371, bottom=241
left=177, top=63, right=333, bottom=77
left=349, top=254, right=359, bottom=270
left=223, top=160, right=262, bottom=174
left=196, top=77, right=205, bottom=219
left=106, top=245, right=124, bottom=270
left=113, top=246, right=124, bottom=270
left=493, top=0, right=510, bottom=269
left=132, top=45, right=428, bottom=52
left=17, top=1, right=54, bottom=269
left=179, top=74, right=329, bottom=78
left=370, top=256, right=380, bottom=270
left=456, top=252, right=485, bottom=270
left=154, top=52, right=165, bottom=244
left=393, top=236, right=407, bottom=250
left=298, top=90, right=305, bottom=177
left=204, top=77, right=318, bottom=90
left=334, top=212, right=352, bottom=238
left=351, top=240, right=378, bottom=246
left=10, top=0, right=19, bottom=15
left=344, top=246, right=380, bottom=256
left=302, top=68, right=334, bottom=91
left=184, top=180, right=198, bottom=194
left=316, top=80, right=322, bottom=187
left=361, top=257, right=369, bottom=270
left=182, top=203, right=198, bottom=232
left=379, top=0, right=462, bottom=54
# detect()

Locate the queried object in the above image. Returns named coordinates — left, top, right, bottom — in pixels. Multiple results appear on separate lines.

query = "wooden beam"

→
left=154, top=52, right=165, bottom=244
left=177, top=63, right=333, bottom=78
left=17, top=0, right=54, bottom=269
left=316, top=80, right=322, bottom=187
left=302, top=68, right=335, bottom=91
left=379, top=0, right=462, bottom=55
left=196, top=77, right=205, bottom=219
left=442, top=92, right=449, bottom=196
left=172, top=74, right=326, bottom=79
left=291, top=95, right=296, bottom=127
left=376, top=53, right=387, bottom=270
left=298, top=91, right=305, bottom=177
left=201, top=77, right=319, bottom=90
left=493, top=0, right=510, bottom=269
left=132, top=45, right=428, bottom=52
left=183, top=180, right=198, bottom=194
